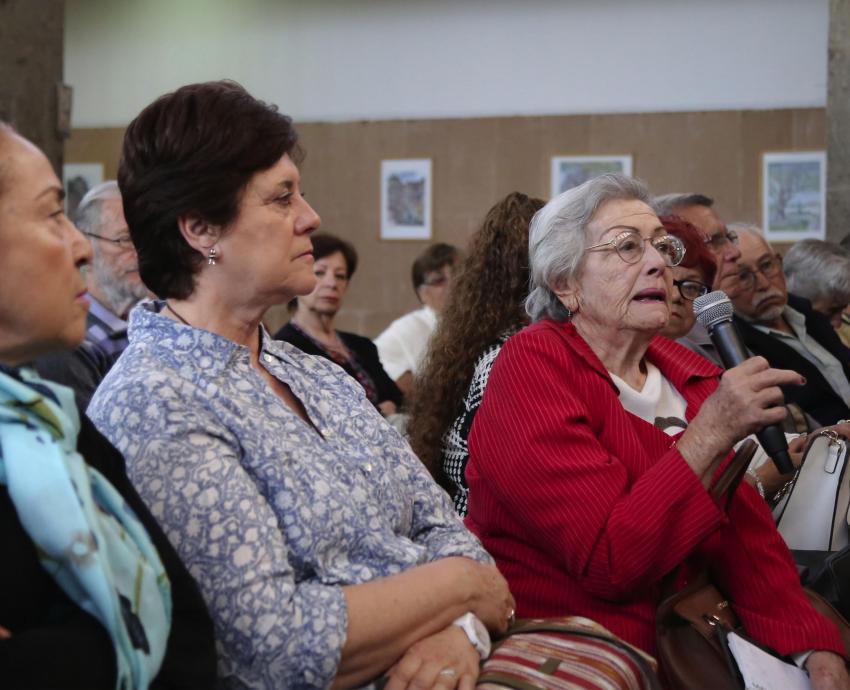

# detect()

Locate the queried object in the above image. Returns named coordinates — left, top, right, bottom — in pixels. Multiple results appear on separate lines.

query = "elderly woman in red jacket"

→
left=464, top=173, right=849, bottom=688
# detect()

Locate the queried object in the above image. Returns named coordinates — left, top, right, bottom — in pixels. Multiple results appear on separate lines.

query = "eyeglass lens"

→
left=738, top=256, right=780, bottom=286
left=675, top=280, right=708, bottom=300
left=614, top=232, right=683, bottom=267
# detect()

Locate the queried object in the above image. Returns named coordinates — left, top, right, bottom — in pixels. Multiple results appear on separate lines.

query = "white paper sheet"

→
left=726, top=631, right=811, bottom=690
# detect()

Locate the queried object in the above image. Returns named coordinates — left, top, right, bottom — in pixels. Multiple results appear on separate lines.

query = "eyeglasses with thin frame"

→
left=422, top=273, right=450, bottom=287
left=704, top=230, right=738, bottom=250
left=84, top=232, right=134, bottom=249
left=673, top=278, right=711, bottom=301
left=585, top=230, right=685, bottom=267
left=736, top=254, right=782, bottom=291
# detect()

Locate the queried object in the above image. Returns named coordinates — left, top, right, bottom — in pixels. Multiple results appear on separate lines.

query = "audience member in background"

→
left=652, top=192, right=741, bottom=296
left=783, top=239, right=850, bottom=330
left=408, top=192, right=544, bottom=516
left=34, top=181, right=149, bottom=409
left=658, top=215, right=717, bottom=362
left=0, top=124, right=215, bottom=689
left=729, top=223, right=850, bottom=426
left=275, top=233, right=403, bottom=416
left=88, top=81, right=514, bottom=690
left=465, top=174, right=848, bottom=687
left=839, top=234, right=850, bottom=349
left=374, top=242, right=457, bottom=399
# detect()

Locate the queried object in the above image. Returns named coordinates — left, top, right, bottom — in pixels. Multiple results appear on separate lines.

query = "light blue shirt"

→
left=88, top=302, right=490, bottom=690
left=751, top=304, right=850, bottom=409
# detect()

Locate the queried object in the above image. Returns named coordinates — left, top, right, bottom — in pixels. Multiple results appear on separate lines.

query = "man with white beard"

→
left=729, top=223, right=850, bottom=426
left=35, top=181, right=149, bottom=408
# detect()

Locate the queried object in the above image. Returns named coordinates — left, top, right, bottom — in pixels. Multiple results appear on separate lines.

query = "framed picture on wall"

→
left=380, top=159, right=432, bottom=240
left=762, top=151, right=826, bottom=241
left=63, top=163, right=104, bottom=219
left=550, top=155, right=633, bottom=198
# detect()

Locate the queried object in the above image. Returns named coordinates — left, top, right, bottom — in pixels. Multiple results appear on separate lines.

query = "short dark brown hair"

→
left=412, top=243, right=458, bottom=292
left=118, top=80, right=301, bottom=298
left=311, top=233, right=358, bottom=278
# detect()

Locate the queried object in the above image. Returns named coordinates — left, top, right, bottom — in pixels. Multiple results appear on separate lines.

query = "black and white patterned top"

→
left=441, top=337, right=509, bottom=516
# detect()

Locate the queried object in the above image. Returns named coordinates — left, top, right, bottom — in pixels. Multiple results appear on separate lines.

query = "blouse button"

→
left=363, top=462, right=373, bottom=473
left=323, top=428, right=334, bottom=438
left=263, top=353, right=274, bottom=363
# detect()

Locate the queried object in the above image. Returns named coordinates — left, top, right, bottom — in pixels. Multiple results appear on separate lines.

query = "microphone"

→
left=693, top=290, right=794, bottom=475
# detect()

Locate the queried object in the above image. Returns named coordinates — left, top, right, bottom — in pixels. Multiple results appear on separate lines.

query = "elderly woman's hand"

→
left=456, top=559, right=515, bottom=635
left=384, top=624, right=479, bottom=690
left=807, top=651, right=850, bottom=690
left=677, top=357, right=805, bottom=487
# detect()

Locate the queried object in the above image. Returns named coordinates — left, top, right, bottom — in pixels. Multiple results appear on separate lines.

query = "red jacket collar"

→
left=531, top=319, right=722, bottom=392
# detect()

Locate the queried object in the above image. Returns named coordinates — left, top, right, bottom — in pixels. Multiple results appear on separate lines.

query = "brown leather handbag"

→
left=655, top=441, right=756, bottom=689
left=656, top=441, right=850, bottom=688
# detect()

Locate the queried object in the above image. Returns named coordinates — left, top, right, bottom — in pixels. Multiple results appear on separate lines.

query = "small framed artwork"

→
left=550, top=155, right=633, bottom=198
left=380, top=159, right=432, bottom=240
left=762, top=151, right=826, bottom=241
left=63, top=163, right=104, bottom=219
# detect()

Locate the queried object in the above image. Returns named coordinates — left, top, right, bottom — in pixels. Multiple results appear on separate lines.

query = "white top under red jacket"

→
left=465, top=318, right=844, bottom=660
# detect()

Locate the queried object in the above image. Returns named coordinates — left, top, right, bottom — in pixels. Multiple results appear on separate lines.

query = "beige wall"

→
left=65, top=107, right=825, bottom=337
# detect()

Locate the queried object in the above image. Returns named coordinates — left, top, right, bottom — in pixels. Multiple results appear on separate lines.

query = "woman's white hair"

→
left=525, top=173, right=652, bottom=322
left=783, top=238, right=850, bottom=305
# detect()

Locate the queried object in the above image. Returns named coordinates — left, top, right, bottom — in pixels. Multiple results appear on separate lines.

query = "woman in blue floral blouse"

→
left=87, top=81, right=514, bottom=690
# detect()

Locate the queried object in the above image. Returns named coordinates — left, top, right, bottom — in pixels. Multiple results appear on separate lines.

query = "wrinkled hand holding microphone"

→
left=693, top=290, right=795, bottom=475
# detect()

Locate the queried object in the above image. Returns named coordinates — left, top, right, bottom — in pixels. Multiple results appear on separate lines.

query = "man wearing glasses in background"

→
left=651, top=192, right=743, bottom=296
left=651, top=193, right=745, bottom=368
left=375, top=242, right=457, bottom=400
left=728, top=223, right=850, bottom=427
left=35, top=181, right=149, bottom=408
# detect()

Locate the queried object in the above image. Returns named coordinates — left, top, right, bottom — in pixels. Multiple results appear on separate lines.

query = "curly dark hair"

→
left=407, top=191, right=545, bottom=485
left=117, top=80, right=302, bottom=299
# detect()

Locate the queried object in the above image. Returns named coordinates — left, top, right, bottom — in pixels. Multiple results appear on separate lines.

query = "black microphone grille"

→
left=693, top=290, right=734, bottom=330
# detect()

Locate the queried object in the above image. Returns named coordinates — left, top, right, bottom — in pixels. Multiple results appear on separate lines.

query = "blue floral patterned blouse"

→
left=87, top=303, right=491, bottom=690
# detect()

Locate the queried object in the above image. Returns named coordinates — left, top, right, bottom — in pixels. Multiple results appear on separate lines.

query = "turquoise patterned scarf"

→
left=0, top=366, right=171, bottom=690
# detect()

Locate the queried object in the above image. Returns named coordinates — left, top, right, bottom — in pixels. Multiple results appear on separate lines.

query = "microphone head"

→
left=694, top=290, right=734, bottom=330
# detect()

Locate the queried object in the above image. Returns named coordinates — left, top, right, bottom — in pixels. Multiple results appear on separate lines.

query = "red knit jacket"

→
left=466, top=319, right=843, bottom=658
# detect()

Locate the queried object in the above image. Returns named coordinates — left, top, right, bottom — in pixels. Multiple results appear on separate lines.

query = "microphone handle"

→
left=755, top=429, right=795, bottom=475
left=710, top=320, right=750, bottom=369
left=709, top=320, right=795, bottom=476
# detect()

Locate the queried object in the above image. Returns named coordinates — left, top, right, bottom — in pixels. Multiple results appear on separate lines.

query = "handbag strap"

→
left=712, top=439, right=758, bottom=509
left=659, top=440, right=758, bottom=600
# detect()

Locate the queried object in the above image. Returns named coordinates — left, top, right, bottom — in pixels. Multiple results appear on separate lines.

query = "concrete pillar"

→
left=827, top=0, right=850, bottom=243
left=0, top=0, right=65, bottom=170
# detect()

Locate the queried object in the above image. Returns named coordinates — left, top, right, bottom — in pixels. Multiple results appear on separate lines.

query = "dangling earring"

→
left=207, top=246, right=218, bottom=266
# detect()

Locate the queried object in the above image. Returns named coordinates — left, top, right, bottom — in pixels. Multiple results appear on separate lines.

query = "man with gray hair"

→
left=35, top=181, right=149, bottom=408
left=729, top=223, right=850, bottom=426
left=783, top=239, right=850, bottom=329
left=651, top=192, right=742, bottom=296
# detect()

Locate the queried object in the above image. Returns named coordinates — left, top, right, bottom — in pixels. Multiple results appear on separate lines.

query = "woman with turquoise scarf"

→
left=0, top=123, right=216, bottom=688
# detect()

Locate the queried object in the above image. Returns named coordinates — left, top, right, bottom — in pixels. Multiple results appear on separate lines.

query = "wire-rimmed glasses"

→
left=704, top=229, right=739, bottom=250
left=84, top=232, right=134, bottom=249
left=586, top=230, right=685, bottom=267
left=736, top=254, right=782, bottom=291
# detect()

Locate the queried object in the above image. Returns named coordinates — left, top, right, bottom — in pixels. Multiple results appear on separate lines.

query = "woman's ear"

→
left=177, top=213, right=221, bottom=257
left=554, top=281, right=580, bottom=314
